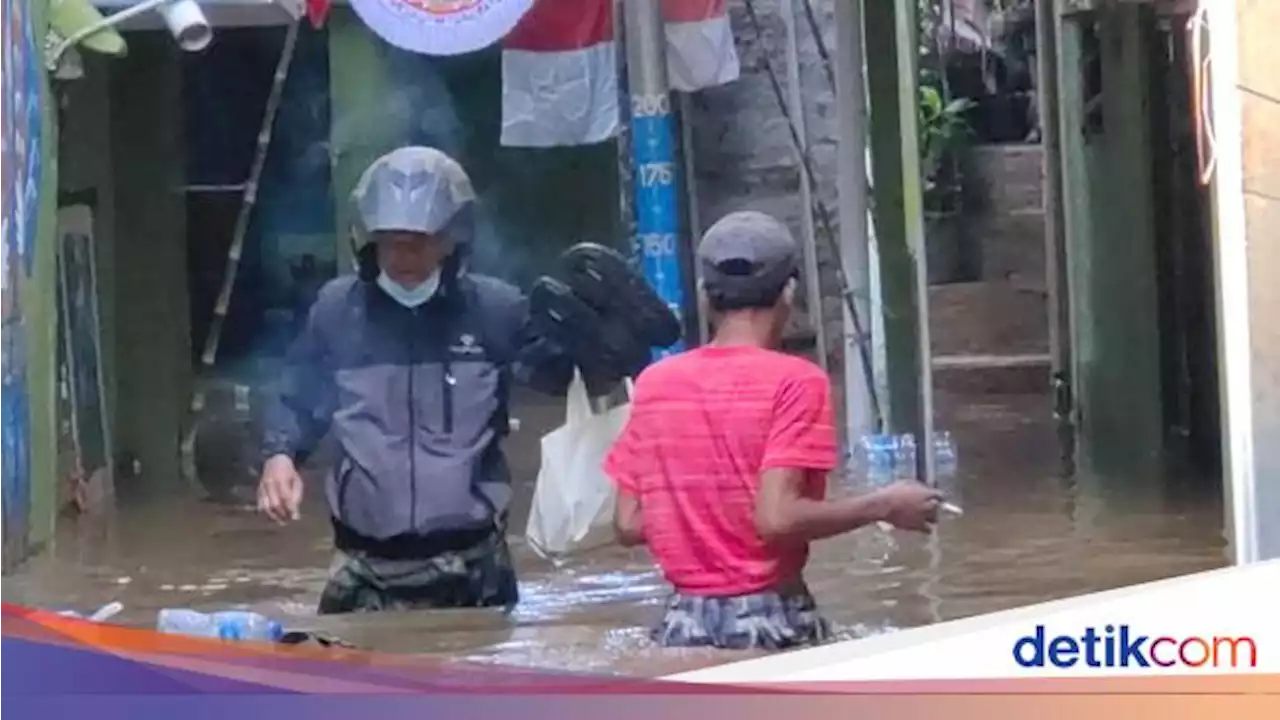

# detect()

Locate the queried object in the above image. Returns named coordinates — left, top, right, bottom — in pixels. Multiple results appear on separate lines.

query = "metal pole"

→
left=893, top=0, right=936, bottom=484
left=678, top=93, right=709, bottom=345
left=1035, top=0, right=1075, bottom=473
left=835, top=0, right=876, bottom=448
left=781, top=0, right=829, bottom=373
left=615, top=0, right=638, bottom=259
left=625, top=0, right=688, bottom=360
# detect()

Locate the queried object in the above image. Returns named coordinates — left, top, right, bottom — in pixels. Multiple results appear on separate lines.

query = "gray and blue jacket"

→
left=263, top=272, right=572, bottom=551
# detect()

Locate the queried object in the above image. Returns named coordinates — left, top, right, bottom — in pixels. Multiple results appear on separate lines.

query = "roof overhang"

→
left=92, top=0, right=304, bottom=30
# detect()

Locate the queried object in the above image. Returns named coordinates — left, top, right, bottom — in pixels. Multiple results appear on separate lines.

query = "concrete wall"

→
left=685, top=0, right=844, bottom=362
left=59, top=55, right=118, bottom=484
left=109, top=35, right=192, bottom=494
left=59, top=36, right=191, bottom=498
left=1233, top=0, right=1280, bottom=558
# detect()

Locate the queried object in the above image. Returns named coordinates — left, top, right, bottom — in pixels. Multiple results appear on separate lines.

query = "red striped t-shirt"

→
left=604, top=345, right=838, bottom=596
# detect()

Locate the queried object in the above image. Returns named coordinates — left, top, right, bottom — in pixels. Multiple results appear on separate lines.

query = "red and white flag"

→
left=500, top=0, right=740, bottom=148
left=662, top=0, right=740, bottom=93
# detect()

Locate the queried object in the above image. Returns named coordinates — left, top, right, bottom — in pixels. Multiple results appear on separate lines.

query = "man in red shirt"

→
left=604, top=210, right=942, bottom=650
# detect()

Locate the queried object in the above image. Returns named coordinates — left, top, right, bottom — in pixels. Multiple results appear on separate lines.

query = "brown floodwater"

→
left=3, top=388, right=1229, bottom=677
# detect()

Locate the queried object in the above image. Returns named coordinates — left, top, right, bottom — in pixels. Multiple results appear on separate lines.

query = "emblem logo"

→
left=349, top=0, right=536, bottom=57
left=398, top=0, right=481, bottom=13
left=450, top=333, right=483, bottom=356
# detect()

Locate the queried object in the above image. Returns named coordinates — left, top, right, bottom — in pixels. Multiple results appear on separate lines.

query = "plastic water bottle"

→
left=157, top=609, right=284, bottom=643
left=934, top=432, right=957, bottom=475
left=894, top=433, right=918, bottom=479
left=855, top=433, right=898, bottom=487
left=849, top=433, right=900, bottom=562
left=934, top=431, right=958, bottom=491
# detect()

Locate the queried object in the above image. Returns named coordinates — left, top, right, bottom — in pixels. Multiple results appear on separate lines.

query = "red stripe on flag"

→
left=503, top=0, right=613, bottom=52
left=661, top=0, right=726, bottom=24
left=306, top=0, right=332, bottom=28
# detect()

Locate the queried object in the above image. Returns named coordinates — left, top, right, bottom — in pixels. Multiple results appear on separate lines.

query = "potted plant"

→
left=919, top=79, right=976, bottom=284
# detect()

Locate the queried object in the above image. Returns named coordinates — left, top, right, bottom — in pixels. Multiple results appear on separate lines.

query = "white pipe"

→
left=46, top=0, right=212, bottom=70
left=780, top=0, right=829, bottom=372
left=1200, top=1, right=1257, bottom=564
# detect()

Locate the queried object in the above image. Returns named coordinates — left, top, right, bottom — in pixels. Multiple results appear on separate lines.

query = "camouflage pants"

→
left=653, top=588, right=833, bottom=651
left=317, top=531, right=519, bottom=615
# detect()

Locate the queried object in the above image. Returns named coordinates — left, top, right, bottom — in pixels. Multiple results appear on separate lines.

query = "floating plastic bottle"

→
left=57, top=602, right=124, bottom=623
left=156, top=609, right=284, bottom=643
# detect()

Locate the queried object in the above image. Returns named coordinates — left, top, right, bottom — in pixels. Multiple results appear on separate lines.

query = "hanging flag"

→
left=349, top=0, right=537, bottom=56
left=306, top=0, right=332, bottom=28
left=662, top=0, right=740, bottom=92
left=500, top=0, right=617, bottom=148
left=500, top=0, right=740, bottom=148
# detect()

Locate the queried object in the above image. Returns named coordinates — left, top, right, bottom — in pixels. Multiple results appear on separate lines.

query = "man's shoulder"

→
left=761, top=350, right=829, bottom=383
left=316, top=274, right=359, bottom=297
left=311, top=275, right=361, bottom=315
left=634, top=351, right=695, bottom=384
left=641, top=347, right=825, bottom=377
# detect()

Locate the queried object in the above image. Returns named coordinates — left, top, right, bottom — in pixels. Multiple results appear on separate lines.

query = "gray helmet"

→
left=349, top=146, right=477, bottom=250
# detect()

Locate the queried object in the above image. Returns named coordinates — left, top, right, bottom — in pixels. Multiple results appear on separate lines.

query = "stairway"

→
left=932, top=144, right=1051, bottom=395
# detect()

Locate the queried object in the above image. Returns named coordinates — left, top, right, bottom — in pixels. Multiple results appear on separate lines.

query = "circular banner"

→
left=348, top=0, right=536, bottom=57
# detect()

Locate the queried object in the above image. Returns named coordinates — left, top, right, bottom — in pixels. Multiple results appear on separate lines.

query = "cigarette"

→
left=940, top=502, right=964, bottom=516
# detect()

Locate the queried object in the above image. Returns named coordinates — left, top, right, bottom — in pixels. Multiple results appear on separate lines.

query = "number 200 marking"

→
left=631, top=94, right=670, bottom=117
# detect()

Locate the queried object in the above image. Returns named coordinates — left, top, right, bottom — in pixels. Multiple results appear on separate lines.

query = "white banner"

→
left=348, top=0, right=535, bottom=56
left=668, top=561, right=1280, bottom=682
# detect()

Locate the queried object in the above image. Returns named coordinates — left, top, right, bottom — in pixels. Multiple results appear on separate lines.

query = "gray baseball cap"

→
left=697, top=211, right=799, bottom=304
left=349, top=146, right=476, bottom=248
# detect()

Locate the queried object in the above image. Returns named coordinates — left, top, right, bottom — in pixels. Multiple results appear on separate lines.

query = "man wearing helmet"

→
left=257, top=147, right=587, bottom=614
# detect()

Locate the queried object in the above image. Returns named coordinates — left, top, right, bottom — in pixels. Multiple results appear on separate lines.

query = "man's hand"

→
left=258, top=454, right=303, bottom=524
left=874, top=480, right=944, bottom=533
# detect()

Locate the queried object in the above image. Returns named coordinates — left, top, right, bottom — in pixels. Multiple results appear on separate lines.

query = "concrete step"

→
left=974, top=209, right=1047, bottom=284
left=929, top=281, right=1049, bottom=357
left=932, top=353, right=1052, bottom=395
left=967, top=144, right=1045, bottom=215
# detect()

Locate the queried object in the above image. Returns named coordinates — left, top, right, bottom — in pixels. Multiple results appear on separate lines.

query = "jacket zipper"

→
left=407, top=307, right=418, bottom=531
left=442, top=358, right=454, bottom=434
left=441, top=309, right=455, bottom=435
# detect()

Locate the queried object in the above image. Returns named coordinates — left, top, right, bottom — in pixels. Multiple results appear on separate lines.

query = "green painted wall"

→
left=107, top=34, right=191, bottom=495
left=1057, top=5, right=1165, bottom=482
left=865, top=0, right=925, bottom=435
left=27, top=0, right=61, bottom=557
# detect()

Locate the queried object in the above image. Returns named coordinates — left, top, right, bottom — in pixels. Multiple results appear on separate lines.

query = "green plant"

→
left=919, top=84, right=976, bottom=213
left=915, top=0, right=977, bottom=213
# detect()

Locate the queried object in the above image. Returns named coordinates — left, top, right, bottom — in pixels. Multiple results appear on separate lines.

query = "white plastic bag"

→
left=525, top=370, right=633, bottom=561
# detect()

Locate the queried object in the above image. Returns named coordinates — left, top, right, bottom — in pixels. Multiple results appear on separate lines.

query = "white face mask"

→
left=376, top=270, right=441, bottom=308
